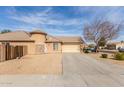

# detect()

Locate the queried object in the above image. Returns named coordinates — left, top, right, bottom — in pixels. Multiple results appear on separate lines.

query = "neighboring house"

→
left=107, top=41, right=124, bottom=50
left=0, top=30, right=84, bottom=55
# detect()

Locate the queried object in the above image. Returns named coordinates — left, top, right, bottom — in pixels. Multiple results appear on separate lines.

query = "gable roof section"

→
left=0, top=31, right=34, bottom=42
left=55, top=36, right=82, bottom=43
left=0, top=30, right=84, bottom=43
left=45, top=35, right=62, bottom=43
left=46, top=36, right=83, bottom=43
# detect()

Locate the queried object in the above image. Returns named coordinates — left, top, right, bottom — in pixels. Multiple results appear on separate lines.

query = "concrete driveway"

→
left=62, top=53, right=124, bottom=86
left=0, top=53, right=124, bottom=86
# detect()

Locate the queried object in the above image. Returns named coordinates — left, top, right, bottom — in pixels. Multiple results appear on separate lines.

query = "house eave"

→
left=0, top=40, right=35, bottom=42
left=62, top=41, right=81, bottom=43
left=45, top=41, right=62, bottom=43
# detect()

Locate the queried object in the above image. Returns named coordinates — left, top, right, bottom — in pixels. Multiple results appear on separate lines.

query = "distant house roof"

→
left=30, top=30, right=47, bottom=35
left=0, top=31, right=34, bottom=42
left=107, top=41, right=124, bottom=45
left=55, top=36, right=83, bottom=43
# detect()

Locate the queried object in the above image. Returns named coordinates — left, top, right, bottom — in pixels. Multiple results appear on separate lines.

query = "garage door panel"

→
left=62, top=44, right=80, bottom=52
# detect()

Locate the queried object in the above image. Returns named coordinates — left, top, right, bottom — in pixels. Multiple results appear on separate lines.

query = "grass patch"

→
left=114, top=53, right=124, bottom=61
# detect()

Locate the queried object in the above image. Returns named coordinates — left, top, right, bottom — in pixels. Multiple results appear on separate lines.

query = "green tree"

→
left=1, top=29, right=11, bottom=34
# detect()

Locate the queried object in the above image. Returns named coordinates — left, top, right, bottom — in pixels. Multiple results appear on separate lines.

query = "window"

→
left=53, top=43, right=58, bottom=51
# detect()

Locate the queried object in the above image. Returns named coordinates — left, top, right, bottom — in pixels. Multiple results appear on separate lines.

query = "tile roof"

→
left=55, top=36, right=82, bottom=43
left=0, top=31, right=33, bottom=41
left=0, top=30, right=84, bottom=43
left=46, top=35, right=62, bottom=43
left=45, top=36, right=83, bottom=43
left=30, top=30, right=47, bottom=35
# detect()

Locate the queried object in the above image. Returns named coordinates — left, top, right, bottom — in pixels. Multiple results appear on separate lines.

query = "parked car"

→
left=90, top=48, right=96, bottom=52
left=83, top=47, right=97, bottom=53
left=118, top=48, right=124, bottom=52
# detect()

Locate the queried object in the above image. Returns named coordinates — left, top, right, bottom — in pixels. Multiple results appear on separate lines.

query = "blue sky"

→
left=0, top=6, right=124, bottom=41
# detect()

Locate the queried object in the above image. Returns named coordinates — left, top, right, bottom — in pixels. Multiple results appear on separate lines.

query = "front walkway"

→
left=0, top=53, right=124, bottom=86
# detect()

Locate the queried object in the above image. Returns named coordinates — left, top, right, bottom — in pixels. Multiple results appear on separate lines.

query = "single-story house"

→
left=0, top=30, right=84, bottom=55
left=107, top=41, right=124, bottom=50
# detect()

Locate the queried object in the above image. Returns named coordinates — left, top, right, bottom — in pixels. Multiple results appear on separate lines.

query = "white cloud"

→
left=6, top=7, right=124, bottom=37
left=44, top=28, right=81, bottom=36
left=113, top=35, right=124, bottom=42
left=5, top=6, right=17, bottom=15
left=11, top=14, right=83, bottom=26
left=9, top=7, right=83, bottom=27
left=11, top=15, right=42, bottom=25
left=74, top=7, right=124, bottom=24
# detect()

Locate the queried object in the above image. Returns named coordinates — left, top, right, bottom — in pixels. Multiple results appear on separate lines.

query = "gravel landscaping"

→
left=86, top=52, right=124, bottom=65
left=0, top=54, right=62, bottom=74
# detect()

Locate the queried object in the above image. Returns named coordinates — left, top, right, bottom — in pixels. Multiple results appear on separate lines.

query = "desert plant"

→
left=101, top=54, right=108, bottom=58
left=88, top=44, right=95, bottom=48
left=83, top=48, right=91, bottom=53
left=114, top=53, right=124, bottom=60
left=84, top=50, right=89, bottom=53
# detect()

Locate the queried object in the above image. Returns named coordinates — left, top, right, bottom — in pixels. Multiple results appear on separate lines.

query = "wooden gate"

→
left=0, top=44, right=6, bottom=62
left=0, top=43, right=28, bottom=62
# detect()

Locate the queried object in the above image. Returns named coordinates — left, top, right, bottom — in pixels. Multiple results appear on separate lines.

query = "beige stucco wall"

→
left=8, top=34, right=48, bottom=55
left=30, top=34, right=46, bottom=43
left=0, top=33, right=82, bottom=54
left=9, top=42, right=35, bottom=55
left=30, top=33, right=47, bottom=54
left=46, top=42, right=62, bottom=53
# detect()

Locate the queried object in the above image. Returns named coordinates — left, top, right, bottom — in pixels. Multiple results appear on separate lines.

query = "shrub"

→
left=84, top=50, right=89, bottom=53
left=101, top=54, right=108, bottom=58
left=83, top=48, right=91, bottom=53
left=114, top=53, right=124, bottom=60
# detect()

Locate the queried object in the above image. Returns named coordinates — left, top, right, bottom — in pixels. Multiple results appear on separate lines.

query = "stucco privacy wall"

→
left=46, top=43, right=62, bottom=53
left=10, top=42, right=35, bottom=55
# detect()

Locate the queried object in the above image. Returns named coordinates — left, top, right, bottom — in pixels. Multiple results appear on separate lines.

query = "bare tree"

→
left=83, top=19, right=123, bottom=52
